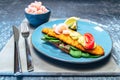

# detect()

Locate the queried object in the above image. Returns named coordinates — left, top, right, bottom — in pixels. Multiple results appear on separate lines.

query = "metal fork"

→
left=21, top=22, right=34, bottom=72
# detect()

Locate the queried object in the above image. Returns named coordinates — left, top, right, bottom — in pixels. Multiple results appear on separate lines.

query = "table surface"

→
left=0, top=0, right=120, bottom=80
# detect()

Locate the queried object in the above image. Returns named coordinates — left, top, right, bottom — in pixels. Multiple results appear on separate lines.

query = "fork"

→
left=21, top=22, right=34, bottom=72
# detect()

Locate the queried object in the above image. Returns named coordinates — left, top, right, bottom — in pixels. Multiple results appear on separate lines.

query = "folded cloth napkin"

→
left=0, top=19, right=120, bottom=76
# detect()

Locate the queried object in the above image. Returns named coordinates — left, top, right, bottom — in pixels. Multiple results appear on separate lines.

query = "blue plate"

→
left=31, top=19, right=112, bottom=64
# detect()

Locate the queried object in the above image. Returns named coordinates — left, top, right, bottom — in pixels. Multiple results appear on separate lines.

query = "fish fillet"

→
left=42, top=28, right=104, bottom=55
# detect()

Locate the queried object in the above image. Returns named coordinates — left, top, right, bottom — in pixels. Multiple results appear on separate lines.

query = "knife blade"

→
left=13, top=26, right=22, bottom=74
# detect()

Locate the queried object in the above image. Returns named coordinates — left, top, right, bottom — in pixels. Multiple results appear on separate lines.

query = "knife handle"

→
left=14, top=42, right=22, bottom=74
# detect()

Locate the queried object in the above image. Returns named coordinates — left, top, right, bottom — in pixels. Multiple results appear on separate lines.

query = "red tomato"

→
left=84, top=33, right=94, bottom=49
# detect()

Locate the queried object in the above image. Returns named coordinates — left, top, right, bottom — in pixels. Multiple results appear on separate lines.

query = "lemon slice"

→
left=64, top=17, right=79, bottom=31
left=78, top=36, right=85, bottom=46
left=70, top=31, right=82, bottom=40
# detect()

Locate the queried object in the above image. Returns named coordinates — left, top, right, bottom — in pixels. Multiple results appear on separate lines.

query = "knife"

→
left=13, top=26, right=22, bottom=74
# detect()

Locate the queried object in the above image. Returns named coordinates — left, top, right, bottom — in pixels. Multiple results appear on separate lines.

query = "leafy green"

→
left=70, top=49, right=82, bottom=58
left=70, top=46, right=79, bottom=51
left=69, top=46, right=101, bottom=58
left=42, top=35, right=58, bottom=40
left=41, top=34, right=61, bottom=43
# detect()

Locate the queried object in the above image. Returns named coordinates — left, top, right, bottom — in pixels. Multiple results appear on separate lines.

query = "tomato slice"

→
left=84, top=33, right=94, bottom=49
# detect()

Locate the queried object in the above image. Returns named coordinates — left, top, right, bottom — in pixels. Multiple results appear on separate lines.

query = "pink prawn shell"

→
left=53, top=23, right=70, bottom=35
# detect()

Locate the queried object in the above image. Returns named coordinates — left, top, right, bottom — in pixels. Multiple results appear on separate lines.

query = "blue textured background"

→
left=0, top=0, right=120, bottom=79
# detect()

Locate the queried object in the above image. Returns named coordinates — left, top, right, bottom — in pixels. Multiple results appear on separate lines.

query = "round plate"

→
left=31, top=19, right=112, bottom=64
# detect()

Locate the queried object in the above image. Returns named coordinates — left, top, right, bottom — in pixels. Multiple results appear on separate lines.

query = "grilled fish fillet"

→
left=42, top=28, right=104, bottom=55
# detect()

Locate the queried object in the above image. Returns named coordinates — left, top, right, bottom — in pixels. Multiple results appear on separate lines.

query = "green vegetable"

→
left=42, top=35, right=58, bottom=40
left=70, top=46, right=79, bottom=51
left=69, top=46, right=101, bottom=58
left=41, top=34, right=61, bottom=43
left=70, top=49, right=82, bottom=58
left=81, top=53, right=101, bottom=58
left=48, top=40, right=60, bottom=43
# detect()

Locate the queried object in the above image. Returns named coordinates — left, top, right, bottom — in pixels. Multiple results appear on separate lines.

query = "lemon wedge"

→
left=64, top=17, right=79, bottom=31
